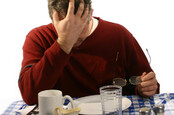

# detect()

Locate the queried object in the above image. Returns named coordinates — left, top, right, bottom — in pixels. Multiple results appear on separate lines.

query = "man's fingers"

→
left=142, top=72, right=155, bottom=82
left=141, top=72, right=146, bottom=78
left=76, top=1, right=85, bottom=17
left=141, top=77, right=157, bottom=87
left=139, top=84, right=158, bottom=92
left=67, top=0, right=75, bottom=17
left=138, top=83, right=158, bottom=97
left=52, top=10, right=59, bottom=24
left=81, top=5, right=89, bottom=21
left=138, top=72, right=158, bottom=97
left=140, top=90, right=156, bottom=97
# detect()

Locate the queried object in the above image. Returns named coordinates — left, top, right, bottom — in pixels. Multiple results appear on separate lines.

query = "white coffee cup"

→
left=38, top=90, right=74, bottom=115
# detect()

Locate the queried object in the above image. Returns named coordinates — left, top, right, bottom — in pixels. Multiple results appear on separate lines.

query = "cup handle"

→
left=54, top=107, right=62, bottom=115
left=62, top=95, right=75, bottom=109
left=55, top=106, right=81, bottom=115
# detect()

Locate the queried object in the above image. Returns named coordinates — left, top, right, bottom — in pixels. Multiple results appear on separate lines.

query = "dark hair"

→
left=48, top=0, right=92, bottom=19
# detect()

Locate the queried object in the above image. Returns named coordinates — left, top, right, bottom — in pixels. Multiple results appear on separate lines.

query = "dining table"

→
left=2, top=93, right=174, bottom=115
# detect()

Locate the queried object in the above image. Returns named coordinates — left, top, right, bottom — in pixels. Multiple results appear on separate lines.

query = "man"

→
left=18, top=0, right=159, bottom=105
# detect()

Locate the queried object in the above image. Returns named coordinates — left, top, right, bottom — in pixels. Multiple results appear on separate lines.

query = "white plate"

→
left=68, top=95, right=131, bottom=115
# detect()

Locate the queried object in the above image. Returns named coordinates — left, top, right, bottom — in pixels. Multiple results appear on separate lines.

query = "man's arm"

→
left=19, top=35, right=70, bottom=105
left=122, top=26, right=159, bottom=97
left=19, top=0, right=90, bottom=105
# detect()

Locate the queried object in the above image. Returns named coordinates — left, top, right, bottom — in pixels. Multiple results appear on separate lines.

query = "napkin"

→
left=15, top=105, right=37, bottom=115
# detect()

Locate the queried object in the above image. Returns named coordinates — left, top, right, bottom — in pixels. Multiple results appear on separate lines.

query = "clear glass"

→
left=100, top=85, right=122, bottom=115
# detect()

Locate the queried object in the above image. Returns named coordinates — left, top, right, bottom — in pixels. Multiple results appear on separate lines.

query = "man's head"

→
left=48, top=0, right=92, bottom=19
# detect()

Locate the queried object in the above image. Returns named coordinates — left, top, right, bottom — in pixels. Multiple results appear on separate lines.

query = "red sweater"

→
left=19, top=17, right=156, bottom=105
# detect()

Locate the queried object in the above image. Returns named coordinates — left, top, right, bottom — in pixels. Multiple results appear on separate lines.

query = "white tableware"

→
left=68, top=95, right=131, bottom=115
left=38, top=90, right=74, bottom=115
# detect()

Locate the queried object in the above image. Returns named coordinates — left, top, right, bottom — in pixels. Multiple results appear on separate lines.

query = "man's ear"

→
left=90, top=9, right=94, bottom=20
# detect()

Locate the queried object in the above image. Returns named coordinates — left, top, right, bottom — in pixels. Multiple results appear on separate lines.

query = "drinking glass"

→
left=100, top=85, right=122, bottom=115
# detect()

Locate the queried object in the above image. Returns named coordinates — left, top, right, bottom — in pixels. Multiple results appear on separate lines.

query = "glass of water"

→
left=100, top=85, right=122, bottom=115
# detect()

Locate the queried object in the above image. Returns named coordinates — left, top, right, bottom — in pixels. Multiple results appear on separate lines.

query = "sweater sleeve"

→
left=121, top=26, right=160, bottom=95
left=18, top=27, right=70, bottom=105
left=124, top=30, right=152, bottom=76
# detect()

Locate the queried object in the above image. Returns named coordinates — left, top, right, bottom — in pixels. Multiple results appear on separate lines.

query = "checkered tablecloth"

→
left=2, top=93, right=174, bottom=115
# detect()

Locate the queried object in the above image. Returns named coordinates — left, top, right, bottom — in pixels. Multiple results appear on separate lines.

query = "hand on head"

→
left=52, top=0, right=90, bottom=54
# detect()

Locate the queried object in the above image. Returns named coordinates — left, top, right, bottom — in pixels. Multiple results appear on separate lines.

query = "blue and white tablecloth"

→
left=2, top=93, right=174, bottom=115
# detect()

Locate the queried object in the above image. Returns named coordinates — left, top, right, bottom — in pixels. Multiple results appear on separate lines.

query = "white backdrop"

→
left=0, top=0, right=174, bottom=113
